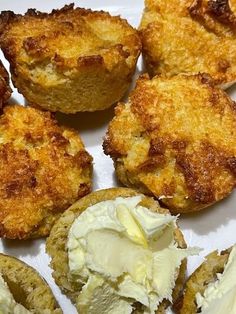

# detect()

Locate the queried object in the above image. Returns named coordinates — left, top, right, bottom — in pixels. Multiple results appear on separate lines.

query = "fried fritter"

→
left=0, top=253, right=62, bottom=313
left=175, top=247, right=232, bottom=314
left=0, top=60, right=11, bottom=107
left=0, top=4, right=141, bottom=113
left=140, top=0, right=236, bottom=87
left=0, top=105, right=92, bottom=239
left=103, top=74, right=236, bottom=214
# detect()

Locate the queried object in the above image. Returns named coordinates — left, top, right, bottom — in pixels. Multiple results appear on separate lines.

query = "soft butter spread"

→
left=196, top=245, right=236, bottom=314
left=0, top=273, right=31, bottom=314
left=67, top=196, right=199, bottom=314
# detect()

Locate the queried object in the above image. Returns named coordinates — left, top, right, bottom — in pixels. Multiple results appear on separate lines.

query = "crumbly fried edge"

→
left=46, top=187, right=187, bottom=313
left=174, top=248, right=231, bottom=314
left=0, top=60, right=11, bottom=107
left=0, top=253, right=62, bottom=313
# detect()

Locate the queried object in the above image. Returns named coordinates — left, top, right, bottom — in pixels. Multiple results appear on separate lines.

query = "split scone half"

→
left=0, top=253, right=61, bottom=313
left=0, top=60, right=11, bottom=108
left=103, top=74, right=236, bottom=214
left=176, top=244, right=236, bottom=314
left=0, top=104, right=92, bottom=240
left=0, top=4, right=141, bottom=113
left=140, top=0, right=236, bottom=87
left=46, top=187, right=199, bottom=314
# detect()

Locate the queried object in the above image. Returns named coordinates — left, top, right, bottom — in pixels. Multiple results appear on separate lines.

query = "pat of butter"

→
left=196, top=245, right=236, bottom=314
left=0, top=274, right=31, bottom=314
left=67, top=196, right=199, bottom=314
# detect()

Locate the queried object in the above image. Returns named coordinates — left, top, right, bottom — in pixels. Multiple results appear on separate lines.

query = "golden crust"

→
left=103, top=74, right=236, bottom=214
left=175, top=247, right=232, bottom=314
left=0, top=3, right=141, bottom=113
left=139, top=0, right=236, bottom=85
left=46, top=187, right=187, bottom=313
left=0, top=60, right=11, bottom=107
left=0, top=253, right=62, bottom=313
left=0, top=104, right=92, bottom=239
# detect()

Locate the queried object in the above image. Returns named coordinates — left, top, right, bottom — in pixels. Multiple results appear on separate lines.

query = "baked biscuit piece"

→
left=175, top=246, right=233, bottom=314
left=0, top=253, right=62, bottom=313
left=0, top=4, right=141, bottom=113
left=0, top=60, right=11, bottom=107
left=0, top=104, right=92, bottom=239
left=140, top=0, right=236, bottom=87
left=103, top=74, right=236, bottom=214
left=46, top=187, right=191, bottom=314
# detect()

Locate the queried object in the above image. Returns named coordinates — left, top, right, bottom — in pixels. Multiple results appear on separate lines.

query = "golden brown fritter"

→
left=0, top=60, right=11, bottom=107
left=175, top=247, right=232, bottom=314
left=0, top=104, right=92, bottom=239
left=103, top=74, right=236, bottom=214
left=46, top=187, right=187, bottom=314
left=0, top=253, right=62, bottom=313
left=0, top=4, right=141, bottom=113
left=140, top=0, right=236, bottom=87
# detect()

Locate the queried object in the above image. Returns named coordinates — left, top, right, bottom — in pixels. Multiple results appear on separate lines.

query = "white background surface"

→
left=0, top=1, right=236, bottom=313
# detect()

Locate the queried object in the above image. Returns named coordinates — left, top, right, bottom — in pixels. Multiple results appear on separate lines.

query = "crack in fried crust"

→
left=0, top=3, right=141, bottom=113
left=139, top=0, right=236, bottom=86
left=103, top=74, right=236, bottom=214
left=174, top=247, right=231, bottom=314
left=0, top=61, right=11, bottom=108
left=0, top=105, right=92, bottom=239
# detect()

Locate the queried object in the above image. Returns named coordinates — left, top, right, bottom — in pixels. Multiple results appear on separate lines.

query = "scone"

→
left=46, top=187, right=199, bottom=314
left=139, top=0, right=236, bottom=87
left=0, top=253, right=61, bottom=313
left=176, top=245, right=236, bottom=314
left=0, top=104, right=92, bottom=239
left=0, top=4, right=141, bottom=113
left=0, top=60, right=11, bottom=107
left=103, top=74, right=236, bottom=214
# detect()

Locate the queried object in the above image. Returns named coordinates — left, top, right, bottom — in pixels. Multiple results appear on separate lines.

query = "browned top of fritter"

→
left=0, top=3, right=140, bottom=72
left=0, top=105, right=92, bottom=239
left=104, top=74, right=236, bottom=213
left=0, top=60, right=11, bottom=107
left=140, top=0, right=236, bottom=85
left=175, top=247, right=231, bottom=313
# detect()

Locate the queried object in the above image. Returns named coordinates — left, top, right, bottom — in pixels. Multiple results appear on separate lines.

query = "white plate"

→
left=0, top=1, right=236, bottom=313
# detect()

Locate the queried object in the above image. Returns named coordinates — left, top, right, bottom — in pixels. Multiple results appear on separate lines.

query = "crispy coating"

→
left=46, top=187, right=187, bottom=314
left=0, top=105, right=92, bottom=239
left=0, top=253, right=62, bottom=313
left=0, top=3, right=141, bottom=113
left=103, top=74, right=236, bottom=214
left=174, top=247, right=231, bottom=314
left=0, top=60, right=11, bottom=107
left=140, top=0, right=236, bottom=86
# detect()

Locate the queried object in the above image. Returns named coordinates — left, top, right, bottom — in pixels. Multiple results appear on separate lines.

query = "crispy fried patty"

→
left=104, top=74, right=236, bottom=213
left=0, top=105, right=92, bottom=239
left=0, top=4, right=141, bottom=113
left=140, top=0, right=236, bottom=87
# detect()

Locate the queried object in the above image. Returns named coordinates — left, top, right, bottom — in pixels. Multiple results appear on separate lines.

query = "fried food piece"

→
left=140, top=0, right=236, bottom=87
left=46, top=187, right=187, bottom=314
left=0, top=4, right=141, bottom=113
left=0, top=253, right=62, bottom=313
left=0, top=104, right=92, bottom=239
left=103, top=74, right=236, bottom=214
left=0, top=60, right=11, bottom=107
left=175, top=246, right=233, bottom=314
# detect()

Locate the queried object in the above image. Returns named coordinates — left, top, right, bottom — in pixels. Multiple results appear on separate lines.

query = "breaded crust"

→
left=175, top=247, right=231, bottom=314
left=0, top=253, right=62, bottom=313
left=103, top=74, right=236, bottom=214
left=140, top=0, right=236, bottom=86
left=0, top=105, right=92, bottom=239
left=0, top=60, right=11, bottom=107
left=46, top=187, right=187, bottom=314
left=0, top=3, right=141, bottom=113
